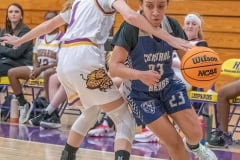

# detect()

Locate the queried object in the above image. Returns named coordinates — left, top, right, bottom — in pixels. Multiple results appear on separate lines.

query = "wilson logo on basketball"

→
left=181, top=46, right=222, bottom=89
left=192, top=55, right=218, bottom=64
left=198, top=68, right=218, bottom=77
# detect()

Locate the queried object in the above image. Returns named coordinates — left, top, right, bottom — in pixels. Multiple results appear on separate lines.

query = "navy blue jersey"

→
left=112, top=21, right=192, bottom=125
left=112, top=22, right=175, bottom=92
left=129, top=33, right=174, bottom=92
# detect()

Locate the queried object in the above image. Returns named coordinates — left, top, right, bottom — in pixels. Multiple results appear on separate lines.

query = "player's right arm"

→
left=109, top=46, right=160, bottom=87
left=109, top=22, right=160, bottom=87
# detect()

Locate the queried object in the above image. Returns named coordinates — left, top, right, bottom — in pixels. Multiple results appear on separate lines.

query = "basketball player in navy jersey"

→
left=109, top=0, right=217, bottom=160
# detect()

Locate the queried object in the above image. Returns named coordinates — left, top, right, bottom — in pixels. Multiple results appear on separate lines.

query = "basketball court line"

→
left=0, top=137, right=164, bottom=160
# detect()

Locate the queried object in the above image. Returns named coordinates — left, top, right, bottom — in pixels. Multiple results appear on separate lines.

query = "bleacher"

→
left=1, top=0, right=239, bottom=81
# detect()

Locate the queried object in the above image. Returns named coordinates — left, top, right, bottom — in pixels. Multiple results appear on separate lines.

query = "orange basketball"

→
left=181, top=47, right=222, bottom=88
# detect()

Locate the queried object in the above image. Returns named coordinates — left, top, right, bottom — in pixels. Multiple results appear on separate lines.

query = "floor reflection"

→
left=0, top=122, right=240, bottom=160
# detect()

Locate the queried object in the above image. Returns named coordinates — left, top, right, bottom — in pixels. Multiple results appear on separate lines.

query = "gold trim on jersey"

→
left=38, top=43, right=60, bottom=48
left=37, top=50, right=57, bottom=59
left=63, top=41, right=97, bottom=48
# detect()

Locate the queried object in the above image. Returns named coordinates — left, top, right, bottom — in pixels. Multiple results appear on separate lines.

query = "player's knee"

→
left=107, top=102, right=136, bottom=143
left=71, top=106, right=101, bottom=136
left=8, top=68, right=17, bottom=78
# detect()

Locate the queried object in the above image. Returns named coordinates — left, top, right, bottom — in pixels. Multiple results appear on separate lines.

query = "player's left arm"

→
left=0, top=15, right=66, bottom=48
left=39, top=62, right=57, bottom=72
left=30, top=62, right=56, bottom=79
left=112, top=0, right=192, bottom=51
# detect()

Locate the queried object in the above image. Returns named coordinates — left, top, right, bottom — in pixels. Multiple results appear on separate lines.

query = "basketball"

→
left=181, top=47, right=222, bottom=88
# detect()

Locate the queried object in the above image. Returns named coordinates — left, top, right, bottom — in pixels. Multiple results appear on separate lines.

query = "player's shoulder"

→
left=166, top=16, right=182, bottom=29
left=121, top=21, right=139, bottom=31
left=166, top=16, right=179, bottom=24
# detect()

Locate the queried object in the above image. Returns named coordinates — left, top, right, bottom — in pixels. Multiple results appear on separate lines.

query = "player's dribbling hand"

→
left=138, top=70, right=161, bottom=87
left=168, top=36, right=193, bottom=52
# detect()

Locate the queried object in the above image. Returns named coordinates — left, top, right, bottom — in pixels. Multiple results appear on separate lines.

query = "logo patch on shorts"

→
left=141, top=100, right=156, bottom=114
left=80, top=68, right=113, bottom=92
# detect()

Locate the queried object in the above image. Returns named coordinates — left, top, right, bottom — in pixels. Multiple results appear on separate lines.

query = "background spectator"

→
left=208, top=80, right=240, bottom=147
left=0, top=3, right=33, bottom=76
left=7, top=11, right=63, bottom=124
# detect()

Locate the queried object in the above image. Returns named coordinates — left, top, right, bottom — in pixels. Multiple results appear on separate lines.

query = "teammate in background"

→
left=29, top=73, right=67, bottom=129
left=0, top=0, right=192, bottom=159
left=208, top=80, right=240, bottom=147
left=173, top=13, right=208, bottom=83
left=7, top=11, right=63, bottom=124
left=182, top=13, right=210, bottom=116
left=109, top=0, right=217, bottom=160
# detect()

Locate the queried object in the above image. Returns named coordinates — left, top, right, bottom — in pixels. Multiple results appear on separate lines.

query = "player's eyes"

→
left=146, top=4, right=153, bottom=9
left=8, top=10, right=20, bottom=13
left=158, top=5, right=166, bottom=9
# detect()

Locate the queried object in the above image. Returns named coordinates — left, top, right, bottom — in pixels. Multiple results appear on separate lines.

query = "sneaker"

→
left=207, top=129, right=233, bottom=148
left=192, top=143, right=217, bottom=160
left=29, top=110, right=50, bottom=126
left=183, top=138, right=217, bottom=160
left=40, top=111, right=61, bottom=129
left=60, top=150, right=76, bottom=160
left=19, top=102, right=33, bottom=124
left=88, top=124, right=115, bottom=137
left=134, top=129, right=159, bottom=143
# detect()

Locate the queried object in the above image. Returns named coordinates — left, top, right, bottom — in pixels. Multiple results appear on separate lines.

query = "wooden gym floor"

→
left=0, top=112, right=240, bottom=160
left=0, top=90, right=240, bottom=160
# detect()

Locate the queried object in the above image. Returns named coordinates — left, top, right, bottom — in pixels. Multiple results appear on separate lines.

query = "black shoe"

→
left=207, top=129, right=232, bottom=148
left=60, top=150, right=76, bottom=160
left=29, top=110, right=50, bottom=126
left=40, top=111, right=61, bottom=129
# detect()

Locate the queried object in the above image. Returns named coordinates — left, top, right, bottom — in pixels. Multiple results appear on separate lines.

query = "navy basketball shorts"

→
left=127, top=79, right=191, bottom=125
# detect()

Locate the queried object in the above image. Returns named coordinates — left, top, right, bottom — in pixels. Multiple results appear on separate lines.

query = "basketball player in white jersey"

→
left=7, top=11, right=63, bottom=124
left=1, top=0, right=192, bottom=159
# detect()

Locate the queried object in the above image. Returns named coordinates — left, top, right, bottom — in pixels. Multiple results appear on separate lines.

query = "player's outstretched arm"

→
left=0, top=15, right=65, bottom=48
left=112, top=0, right=192, bottom=51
